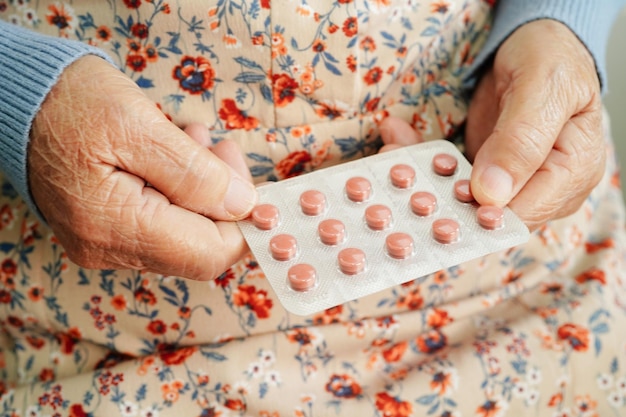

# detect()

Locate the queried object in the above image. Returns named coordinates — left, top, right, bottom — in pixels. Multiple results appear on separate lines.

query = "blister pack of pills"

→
left=237, top=140, right=530, bottom=316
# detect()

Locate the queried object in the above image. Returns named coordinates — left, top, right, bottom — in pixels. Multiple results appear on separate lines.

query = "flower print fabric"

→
left=2, top=0, right=626, bottom=416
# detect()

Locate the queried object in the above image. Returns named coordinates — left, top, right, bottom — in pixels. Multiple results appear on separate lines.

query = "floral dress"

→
left=1, top=1, right=626, bottom=416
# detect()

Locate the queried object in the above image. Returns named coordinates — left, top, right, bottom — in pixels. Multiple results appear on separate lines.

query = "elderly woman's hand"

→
left=28, top=55, right=258, bottom=280
left=381, top=19, right=605, bottom=231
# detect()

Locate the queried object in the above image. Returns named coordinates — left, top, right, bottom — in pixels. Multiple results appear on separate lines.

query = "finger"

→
left=184, top=123, right=253, bottom=182
left=99, top=171, right=248, bottom=280
left=470, top=72, right=571, bottom=207
left=508, top=114, right=605, bottom=230
left=111, top=111, right=258, bottom=221
left=184, top=123, right=212, bottom=147
left=211, top=140, right=253, bottom=183
left=380, top=116, right=423, bottom=146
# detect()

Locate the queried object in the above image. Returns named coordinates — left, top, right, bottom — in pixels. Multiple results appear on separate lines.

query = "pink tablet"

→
left=269, top=234, right=298, bottom=261
left=432, top=153, right=457, bottom=176
left=410, top=191, right=437, bottom=216
left=345, top=176, right=372, bottom=202
left=390, top=164, right=416, bottom=188
left=251, top=204, right=280, bottom=230
left=300, top=190, right=326, bottom=216
left=432, top=218, right=460, bottom=244
left=338, top=248, right=366, bottom=275
left=318, top=219, right=346, bottom=245
left=287, top=264, right=317, bottom=291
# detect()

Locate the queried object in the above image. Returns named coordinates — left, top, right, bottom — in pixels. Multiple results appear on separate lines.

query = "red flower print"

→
left=95, top=25, right=112, bottom=42
left=375, top=392, right=412, bottom=417
left=548, top=392, right=563, bottom=407
left=314, top=100, right=351, bottom=119
left=173, top=56, right=216, bottom=95
left=575, top=268, right=607, bottom=285
left=311, top=305, right=343, bottom=325
left=178, top=306, right=191, bottom=319
left=46, top=3, right=74, bottom=31
left=56, top=327, right=82, bottom=355
left=430, top=0, right=450, bottom=13
left=364, top=97, right=380, bottom=112
left=325, top=374, right=362, bottom=399
left=145, top=44, right=159, bottom=62
left=131, top=22, right=149, bottom=38
left=346, top=55, right=357, bottom=72
left=476, top=398, right=505, bottom=417
left=126, top=54, right=147, bottom=72
left=224, top=398, right=246, bottom=411
left=147, top=319, right=168, bottom=335
left=585, top=237, right=614, bottom=253
left=328, top=23, right=339, bottom=34
left=27, top=286, right=44, bottom=301
left=110, top=294, right=127, bottom=311
left=26, top=335, right=45, bottom=350
left=429, top=369, right=456, bottom=395
left=338, top=0, right=354, bottom=3
left=159, top=346, right=197, bottom=365
left=0, top=204, right=14, bottom=230
left=557, top=323, right=590, bottom=351
left=342, top=17, right=357, bottom=37
left=261, top=0, right=270, bottom=7
left=540, top=282, right=563, bottom=295
left=312, top=39, right=326, bottom=53
left=286, top=328, right=317, bottom=346
left=382, top=341, right=408, bottom=363
left=123, top=0, right=141, bottom=8
left=69, top=403, right=89, bottom=417
left=232, top=285, right=273, bottom=318
left=427, top=308, right=453, bottom=329
left=364, top=66, right=383, bottom=85
left=7, top=316, right=23, bottom=328
left=0, top=290, right=10, bottom=304
left=360, top=36, right=376, bottom=52
left=272, top=73, right=298, bottom=107
left=218, top=99, right=260, bottom=130
left=127, top=38, right=142, bottom=53
left=275, top=150, right=312, bottom=178
left=396, top=288, right=423, bottom=310
left=2, top=258, right=16, bottom=277
left=415, top=329, right=447, bottom=354
left=134, top=286, right=157, bottom=305
left=39, top=368, right=55, bottom=382
left=214, top=268, right=235, bottom=288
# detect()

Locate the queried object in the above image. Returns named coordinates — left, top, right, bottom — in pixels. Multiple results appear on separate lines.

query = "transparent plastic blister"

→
left=237, top=140, right=530, bottom=316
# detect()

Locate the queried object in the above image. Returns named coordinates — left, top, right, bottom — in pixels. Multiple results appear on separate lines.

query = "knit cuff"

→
left=465, top=0, right=624, bottom=93
left=0, top=21, right=115, bottom=218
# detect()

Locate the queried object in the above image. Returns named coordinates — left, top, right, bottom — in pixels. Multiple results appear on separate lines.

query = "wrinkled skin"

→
left=29, top=55, right=258, bottom=281
left=28, top=19, right=604, bottom=280
left=380, top=19, right=605, bottom=231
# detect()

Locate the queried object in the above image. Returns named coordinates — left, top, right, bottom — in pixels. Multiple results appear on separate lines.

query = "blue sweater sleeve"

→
left=0, top=20, right=114, bottom=217
left=468, top=0, right=626, bottom=91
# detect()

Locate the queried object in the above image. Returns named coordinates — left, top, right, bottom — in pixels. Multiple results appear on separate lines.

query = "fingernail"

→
left=224, top=175, right=258, bottom=219
left=478, top=165, right=513, bottom=204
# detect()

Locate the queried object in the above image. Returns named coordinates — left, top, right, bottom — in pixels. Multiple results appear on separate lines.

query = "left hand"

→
left=381, top=19, right=605, bottom=231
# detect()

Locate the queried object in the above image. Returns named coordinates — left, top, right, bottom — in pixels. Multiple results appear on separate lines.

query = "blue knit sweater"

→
left=1, top=0, right=625, bottom=214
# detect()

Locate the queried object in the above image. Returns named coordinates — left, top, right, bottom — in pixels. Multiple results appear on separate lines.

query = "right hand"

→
left=28, top=55, right=258, bottom=280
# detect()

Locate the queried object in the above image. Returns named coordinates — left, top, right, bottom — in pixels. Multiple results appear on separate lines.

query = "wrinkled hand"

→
left=29, top=55, right=258, bottom=280
left=381, top=19, right=605, bottom=231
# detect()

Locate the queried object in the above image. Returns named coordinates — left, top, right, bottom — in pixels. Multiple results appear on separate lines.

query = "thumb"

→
left=470, top=75, right=569, bottom=207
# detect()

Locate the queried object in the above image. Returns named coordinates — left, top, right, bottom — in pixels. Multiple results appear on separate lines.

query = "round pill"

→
left=477, top=205, right=504, bottom=230
left=365, top=204, right=392, bottom=230
left=386, top=232, right=414, bottom=259
left=432, top=153, right=458, bottom=176
left=300, top=190, right=326, bottom=216
left=287, top=263, right=317, bottom=291
left=454, top=179, right=474, bottom=203
left=338, top=248, right=366, bottom=275
left=410, top=191, right=437, bottom=216
left=345, top=176, right=372, bottom=202
left=432, top=218, right=460, bottom=244
left=318, top=219, right=346, bottom=245
left=390, top=164, right=416, bottom=188
left=251, top=204, right=280, bottom=230
left=269, top=234, right=298, bottom=261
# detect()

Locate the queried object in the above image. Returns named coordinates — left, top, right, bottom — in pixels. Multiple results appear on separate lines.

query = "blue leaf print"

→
left=234, top=72, right=267, bottom=83
left=234, top=56, right=265, bottom=71
left=416, top=393, right=437, bottom=405
left=250, top=165, right=274, bottom=177
left=247, top=153, right=274, bottom=163
left=136, top=76, right=155, bottom=89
